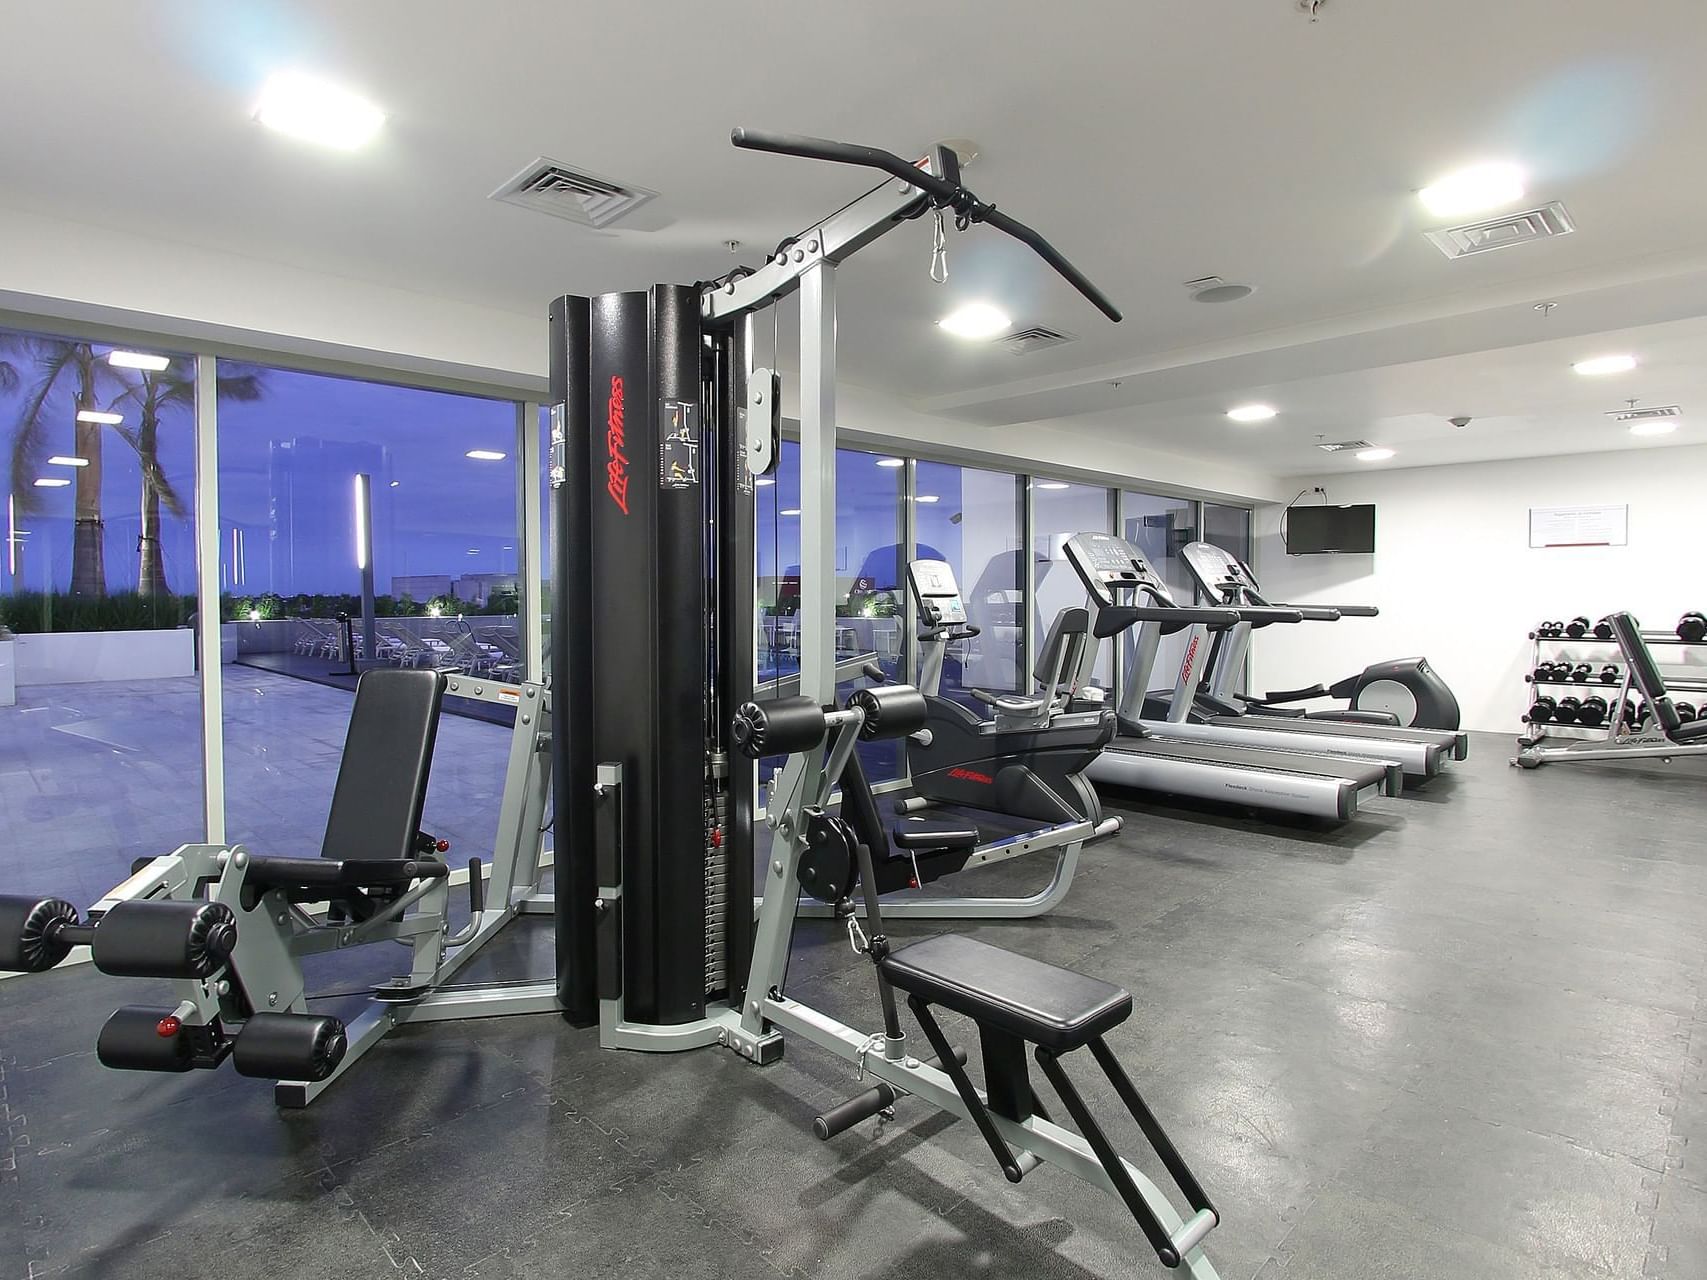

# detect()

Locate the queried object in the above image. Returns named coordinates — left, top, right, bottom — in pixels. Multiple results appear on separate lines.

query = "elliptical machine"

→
left=1181, top=541, right=1461, bottom=731
left=883, top=558, right=1116, bottom=825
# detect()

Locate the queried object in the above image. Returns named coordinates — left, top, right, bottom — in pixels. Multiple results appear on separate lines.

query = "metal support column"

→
left=798, top=261, right=838, bottom=712
left=518, top=400, right=545, bottom=684
left=193, top=356, right=225, bottom=844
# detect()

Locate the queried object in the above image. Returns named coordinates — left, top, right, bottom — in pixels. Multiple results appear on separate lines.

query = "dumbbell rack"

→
left=1520, top=627, right=1707, bottom=749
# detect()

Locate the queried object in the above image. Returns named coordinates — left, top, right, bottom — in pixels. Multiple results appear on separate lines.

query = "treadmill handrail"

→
left=1231, top=607, right=1306, bottom=626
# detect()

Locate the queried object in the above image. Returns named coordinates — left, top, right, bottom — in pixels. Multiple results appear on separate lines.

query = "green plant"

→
left=0, top=590, right=191, bottom=633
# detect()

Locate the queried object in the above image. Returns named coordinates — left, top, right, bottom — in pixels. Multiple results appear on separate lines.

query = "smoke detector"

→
left=1315, top=439, right=1375, bottom=453
left=1184, top=276, right=1254, bottom=303
left=1449, top=416, right=1473, bottom=430
left=491, top=158, right=656, bottom=228
left=1424, top=202, right=1575, bottom=259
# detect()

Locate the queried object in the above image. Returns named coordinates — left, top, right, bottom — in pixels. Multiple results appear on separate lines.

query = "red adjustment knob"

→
left=711, top=827, right=723, bottom=848
left=156, top=1015, right=182, bottom=1038
left=435, top=839, right=450, bottom=853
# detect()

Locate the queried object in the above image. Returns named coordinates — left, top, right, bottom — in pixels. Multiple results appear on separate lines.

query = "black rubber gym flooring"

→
left=3, top=734, right=1705, bottom=1279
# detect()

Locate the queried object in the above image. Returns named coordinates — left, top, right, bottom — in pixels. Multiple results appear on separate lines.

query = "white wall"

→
left=1251, top=445, right=1707, bottom=733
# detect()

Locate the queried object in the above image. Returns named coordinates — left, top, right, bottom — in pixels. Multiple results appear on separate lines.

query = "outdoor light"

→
left=465, top=449, right=507, bottom=461
left=1573, top=355, right=1637, bottom=376
left=353, top=475, right=368, bottom=570
left=1418, top=163, right=1526, bottom=218
left=1226, top=404, right=1277, bottom=423
left=917, top=494, right=940, bottom=503
left=248, top=608, right=261, bottom=622
left=781, top=508, right=802, bottom=517
left=938, top=302, right=1012, bottom=340
left=428, top=603, right=442, bottom=618
left=34, top=478, right=70, bottom=487
left=6, top=494, right=15, bottom=575
left=76, top=410, right=123, bottom=425
left=876, top=457, right=904, bottom=468
left=107, top=351, right=170, bottom=371
left=48, top=456, right=88, bottom=467
left=255, top=72, right=386, bottom=150
left=390, top=480, right=400, bottom=487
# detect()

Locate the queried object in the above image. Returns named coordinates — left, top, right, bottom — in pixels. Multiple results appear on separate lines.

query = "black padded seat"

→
left=244, top=855, right=449, bottom=892
left=892, top=818, right=979, bottom=852
left=1670, top=719, right=1707, bottom=743
left=880, top=933, right=1132, bottom=1054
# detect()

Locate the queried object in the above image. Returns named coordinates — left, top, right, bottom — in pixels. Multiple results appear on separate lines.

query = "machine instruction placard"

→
left=1528, top=504, right=1628, bottom=548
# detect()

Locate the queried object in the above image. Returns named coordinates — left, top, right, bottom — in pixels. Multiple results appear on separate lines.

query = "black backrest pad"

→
left=1034, top=607, right=1089, bottom=687
left=1608, top=613, right=1681, bottom=732
left=321, top=669, right=446, bottom=862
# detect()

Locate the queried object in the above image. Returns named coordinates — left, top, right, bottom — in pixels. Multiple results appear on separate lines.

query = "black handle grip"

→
left=1234, top=607, right=1306, bottom=624
left=729, top=128, right=1121, bottom=322
left=862, top=662, right=889, bottom=683
left=467, top=858, right=485, bottom=917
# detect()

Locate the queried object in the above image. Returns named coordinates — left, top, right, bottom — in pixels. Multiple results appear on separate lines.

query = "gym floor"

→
left=3, top=739, right=1705, bottom=1279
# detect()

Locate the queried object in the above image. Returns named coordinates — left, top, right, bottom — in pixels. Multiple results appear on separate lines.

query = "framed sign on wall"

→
left=1529, top=504, right=1628, bottom=549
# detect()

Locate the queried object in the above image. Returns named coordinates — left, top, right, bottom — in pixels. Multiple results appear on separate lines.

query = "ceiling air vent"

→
left=1316, top=439, right=1375, bottom=453
left=1605, top=404, right=1681, bottom=422
left=998, top=326, right=1076, bottom=354
left=1424, top=202, right=1575, bottom=259
left=490, top=158, right=656, bottom=228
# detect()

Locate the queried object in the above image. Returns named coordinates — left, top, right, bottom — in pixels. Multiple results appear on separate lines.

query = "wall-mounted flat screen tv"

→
left=1286, top=503, right=1375, bottom=554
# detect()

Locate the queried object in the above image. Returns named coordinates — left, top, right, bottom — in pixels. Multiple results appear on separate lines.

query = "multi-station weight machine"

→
left=550, top=129, right=1223, bottom=1273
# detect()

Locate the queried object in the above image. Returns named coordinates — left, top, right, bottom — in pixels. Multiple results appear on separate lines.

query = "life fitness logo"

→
left=948, top=766, right=994, bottom=785
left=605, top=375, right=629, bottom=515
left=1178, top=634, right=1201, bottom=684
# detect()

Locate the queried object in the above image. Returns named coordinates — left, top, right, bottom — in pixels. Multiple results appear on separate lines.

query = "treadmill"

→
left=1167, top=540, right=1468, bottom=777
left=1063, top=532, right=1401, bottom=823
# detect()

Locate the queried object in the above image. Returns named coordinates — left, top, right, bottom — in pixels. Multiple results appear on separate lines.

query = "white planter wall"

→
left=0, top=637, right=14, bottom=706
left=13, top=628, right=196, bottom=685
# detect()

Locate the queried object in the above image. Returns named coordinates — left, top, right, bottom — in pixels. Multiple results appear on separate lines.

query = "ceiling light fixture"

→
left=1629, top=421, right=1678, bottom=437
left=937, top=302, right=1012, bottom=340
left=34, top=477, right=71, bottom=488
left=875, top=457, right=905, bottom=468
left=107, top=350, right=170, bottom=371
left=1355, top=448, right=1395, bottom=462
left=754, top=477, right=775, bottom=487
left=465, top=449, right=507, bottom=461
left=1035, top=481, right=1070, bottom=491
left=76, top=410, right=123, bottom=425
left=1573, top=354, right=1637, bottom=377
left=917, top=494, right=940, bottom=503
left=255, top=72, right=386, bottom=150
left=48, top=455, right=89, bottom=467
left=1418, top=163, right=1526, bottom=218
left=389, top=480, right=400, bottom=487
left=1226, top=404, right=1277, bottom=424
left=780, top=508, right=802, bottom=517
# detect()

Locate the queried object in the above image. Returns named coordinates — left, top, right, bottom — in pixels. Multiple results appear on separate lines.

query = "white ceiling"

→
left=3, top=0, right=1707, bottom=476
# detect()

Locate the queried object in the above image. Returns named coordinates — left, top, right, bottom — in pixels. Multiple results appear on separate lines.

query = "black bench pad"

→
left=892, top=818, right=980, bottom=852
left=1672, top=718, right=1707, bottom=744
left=880, top=933, right=1132, bottom=1054
left=245, top=855, right=448, bottom=892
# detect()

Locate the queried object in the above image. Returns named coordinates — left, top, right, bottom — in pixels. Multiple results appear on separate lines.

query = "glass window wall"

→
left=1031, top=480, right=1113, bottom=691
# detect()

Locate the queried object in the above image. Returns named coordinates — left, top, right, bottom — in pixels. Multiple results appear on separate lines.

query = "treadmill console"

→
left=1182, top=541, right=1255, bottom=602
left=1062, top=533, right=1171, bottom=604
left=907, top=558, right=968, bottom=627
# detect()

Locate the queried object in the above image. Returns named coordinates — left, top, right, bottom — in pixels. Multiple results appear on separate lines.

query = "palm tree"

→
left=4, top=336, right=126, bottom=596
left=110, top=364, right=267, bottom=595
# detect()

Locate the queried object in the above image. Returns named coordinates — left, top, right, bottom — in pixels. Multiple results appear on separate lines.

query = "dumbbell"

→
left=1677, top=701, right=1698, bottom=724
left=1568, top=663, right=1592, bottom=683
left=1598, top=664, right=1621, bottom=684
left=1555, top=696, right=1582, bottom=724
left=1577, top=695, right=1609, bottom=727
left=1622, top=699, right=1651, bottom=730
left=1679, top=612, right=1707, bottom=643
left=1565, top=616, right=1592, bottom=638
left=1529, top=695, right=1556, bottom=723
left=1593, top=616, right=1617, bottom=640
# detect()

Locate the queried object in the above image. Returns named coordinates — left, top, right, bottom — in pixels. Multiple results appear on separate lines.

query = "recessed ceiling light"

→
left=34, top=477, right=71, bottom=488
left=1035, top=481, right=1070, bottom=491
left=780, top=508, right=802, bottom=517
left=255, top=72, right=386, bottom=150
left=1355, top=447, right=1396, bottom=462
left=48, top=455, right=89, bottom=467
left=107, top=350, right=171, bottom=371
left=754, top=477, right=776, bottom=487
left=1226, top=404, right=1277, bottom=423
left=938, top=302, right=1012, bottom=340
left=917, top=494, right=940, bottom=503
left=76, top=410, right=123, bottom=425
left=1573, top=354, right=1637, bottom=376
left=389, top=480, right=400, bottom=487
left=465, top=449, right=507, bottom=461
left=467, top=548, right=481, bottom=554
left=876, top=457, right=905, bottom=468
left=1418, top=163, right=1526, bottom=218
left=1629, top=420, right=1677, bottom=437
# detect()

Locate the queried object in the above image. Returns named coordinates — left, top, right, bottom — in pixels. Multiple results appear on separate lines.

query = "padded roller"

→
left=90, top=900, right=237, bottom=979
left=730, top=695, right=825, bottom=759
left=0, top=895, right=80, bottom=973
left=97, top=1005, right=198, bottom=1073
left=232, top=1012, right=348, bottom=1083
left=848, top=683, right=928, bottom=740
